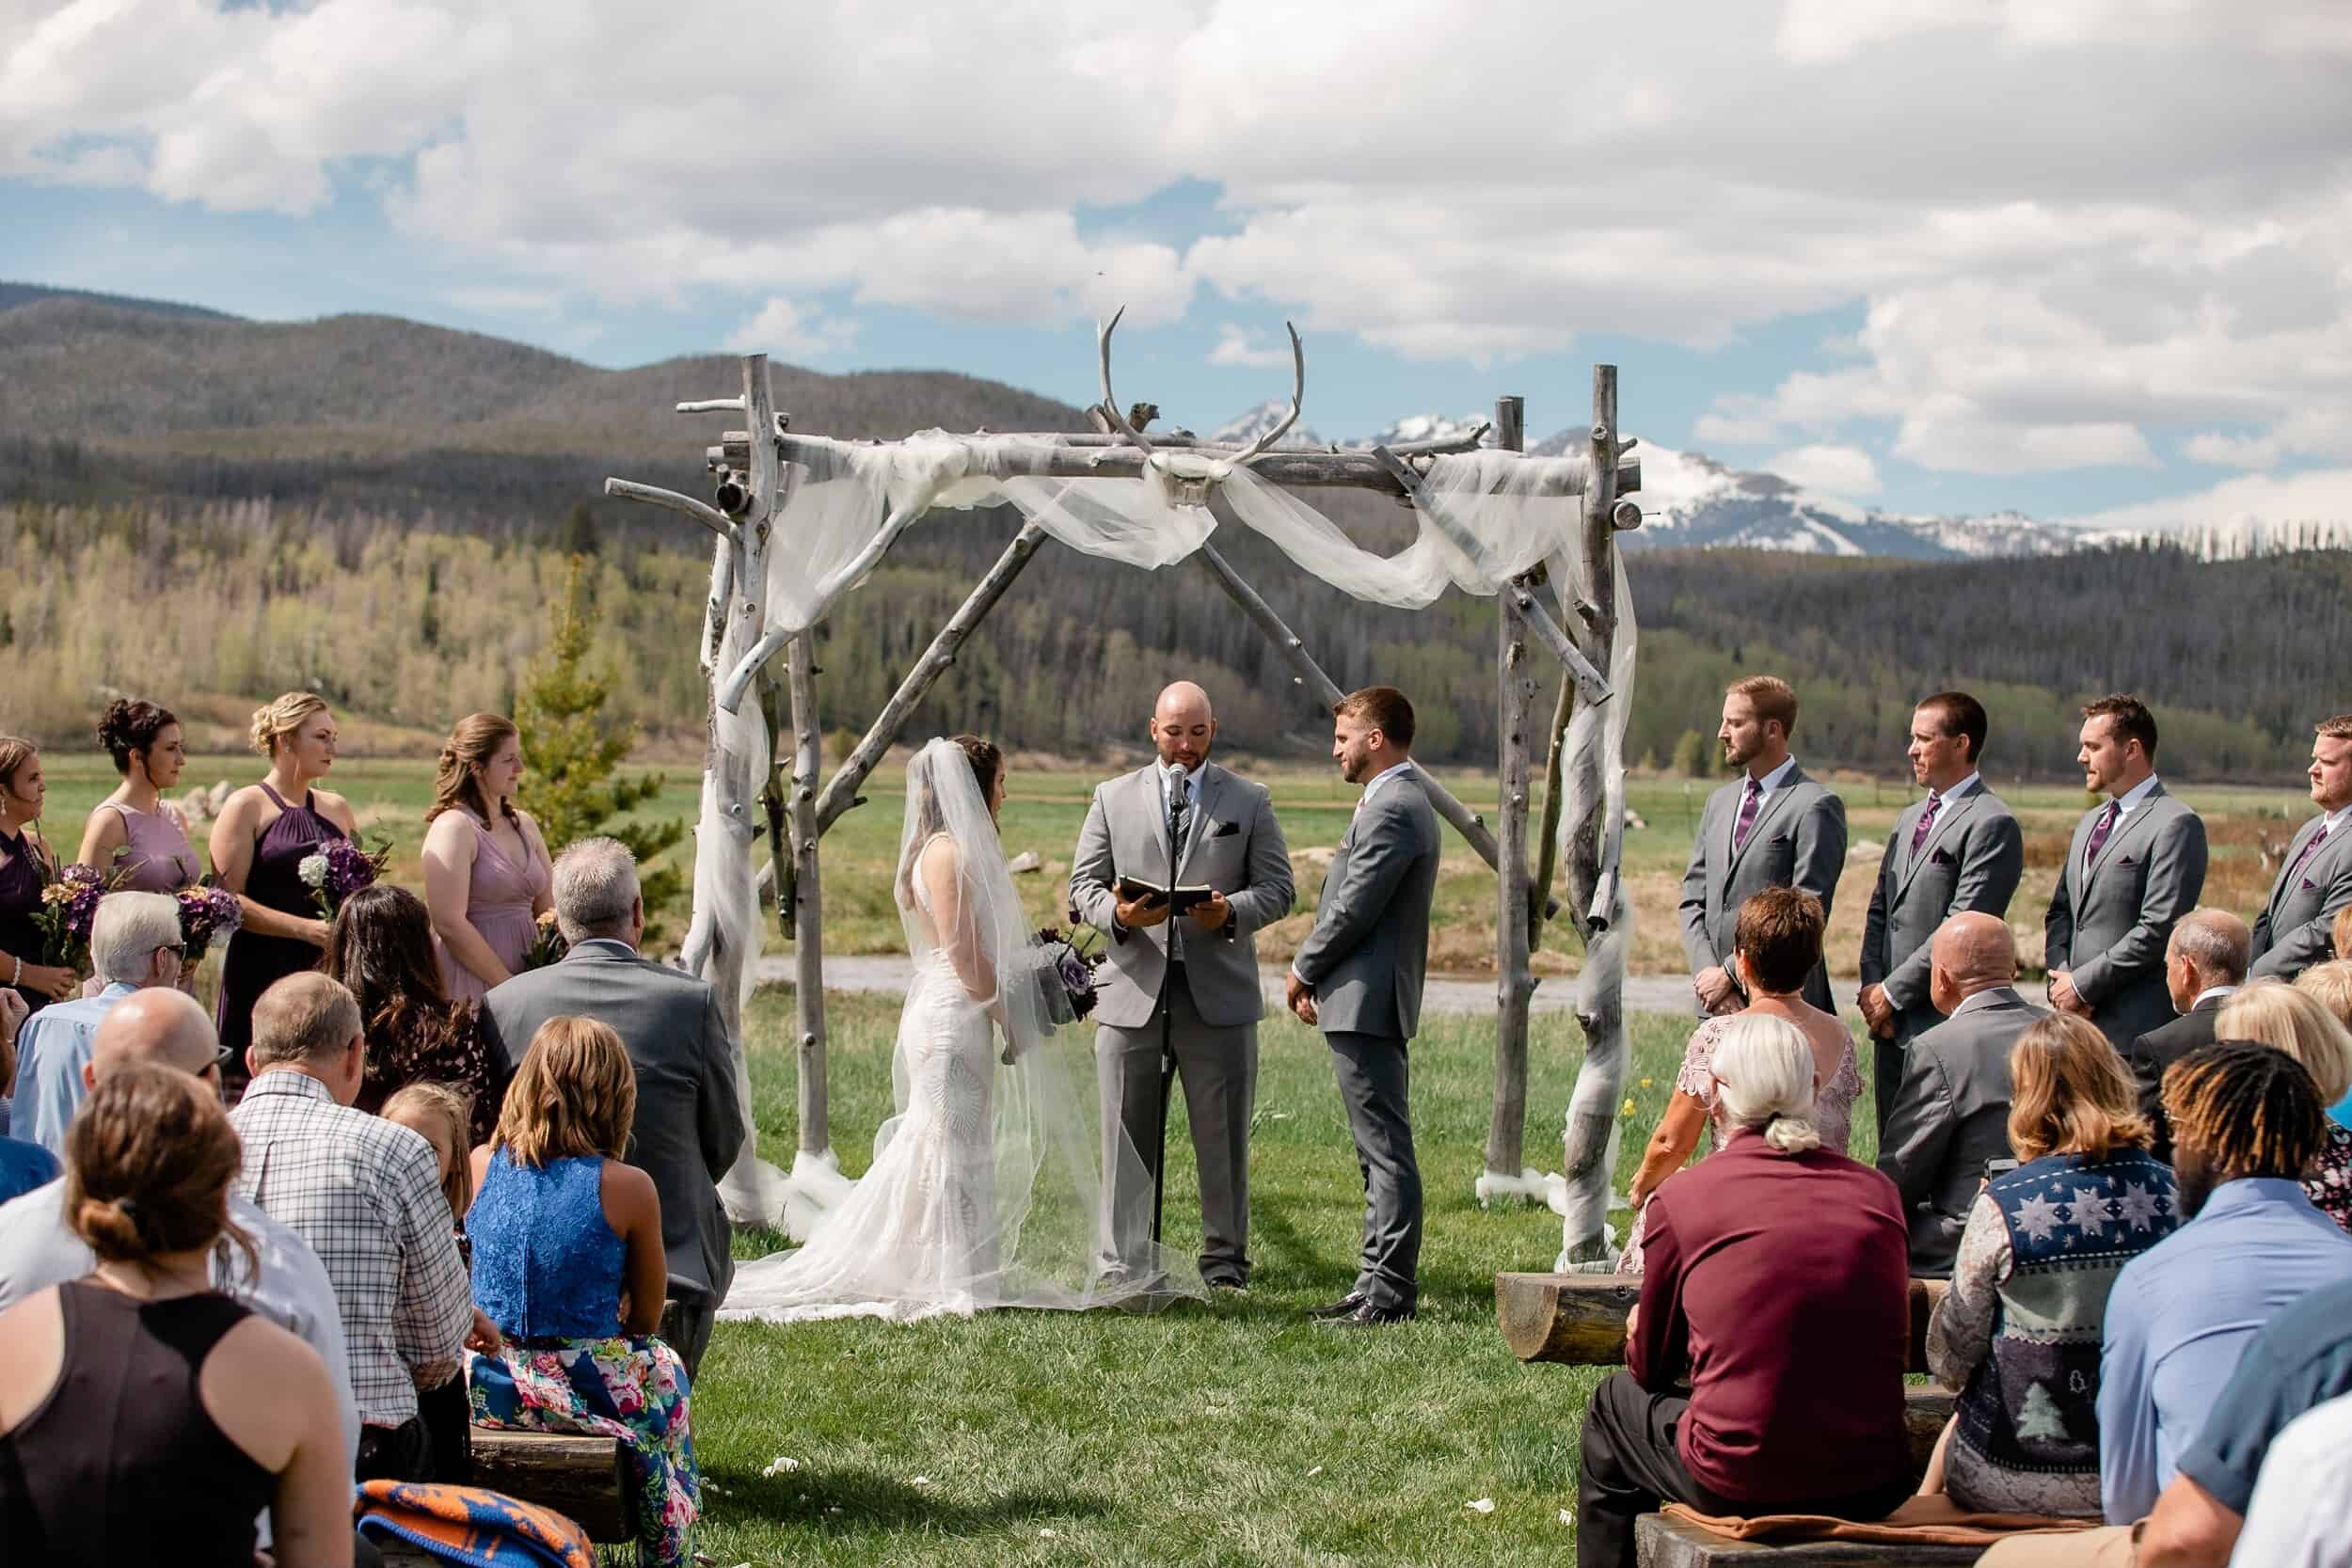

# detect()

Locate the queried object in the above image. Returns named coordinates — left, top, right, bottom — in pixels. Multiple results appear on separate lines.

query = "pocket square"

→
left=2303, top=878, right=2320, bottom=891
left=1931, top=847, right=1957, bottom=866
left=2118, top=855, right=2140, bottom=867
left=1212, top=820, right=1241, bottom=838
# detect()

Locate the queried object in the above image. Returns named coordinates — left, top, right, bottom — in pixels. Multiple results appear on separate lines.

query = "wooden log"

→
left=1495, top=1272, right=1952, bottom=1374
left=1486, top=394, right=1537, bottom=1186
left=1529, top=673, right=1575, bottom=943
left=468, top=1429, right=631, bottom=1543
left=1634, top=1512, right=1984, bottom=1567
left=600, top=476, right=739, bottom=543
left=787, top=631, right=829, bottom=1157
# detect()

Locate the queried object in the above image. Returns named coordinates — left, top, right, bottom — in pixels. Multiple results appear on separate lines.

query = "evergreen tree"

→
left=2014, top=1382, right=2071, bottom=1445
left=1672, top=728, right=1710, bottom=779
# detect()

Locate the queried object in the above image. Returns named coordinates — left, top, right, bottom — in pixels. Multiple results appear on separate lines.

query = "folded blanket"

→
left=354, top=1479, right=595, bottom=1568
left=1663, top=1494, right=2098, bottom=1547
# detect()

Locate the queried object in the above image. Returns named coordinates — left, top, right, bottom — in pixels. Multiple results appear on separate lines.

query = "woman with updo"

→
left=77, top=699, right=201, bottom=894
left=209, top=693, right=357, bottom=1098
left=0, top=1062, right=353, bottom=1567
left=0, top=737, right=79, bottom=1014
left=421, top=713, right=552, bottom=1003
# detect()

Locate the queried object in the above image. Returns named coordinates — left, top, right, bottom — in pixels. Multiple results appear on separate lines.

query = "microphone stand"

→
left=1152, top=777, right=1184, bottom=1247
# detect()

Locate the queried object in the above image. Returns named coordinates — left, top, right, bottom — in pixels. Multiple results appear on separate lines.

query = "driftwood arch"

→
left=605, top=332, right=1643, bottom=1268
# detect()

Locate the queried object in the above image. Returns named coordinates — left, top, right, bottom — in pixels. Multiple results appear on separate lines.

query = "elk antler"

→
left=1230, top=321, right=1306, bottom=466
left=1096, top=308, right=1156, bottom=456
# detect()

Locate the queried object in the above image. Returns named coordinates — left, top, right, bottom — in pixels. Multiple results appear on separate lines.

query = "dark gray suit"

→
left=2044, top=781, right=2209, bottom=1047
left=480, top=940, right=745, bottom=1373
left=2124, top=990, right=2232, bottom=1164
left=2249, top=813, right=2352, bottom=982
left=1071, top=761, right=1294, bottom=1282
left=1678, top=762, right=1848, bottom=1013
left=1857, top=780, right=2025, bottom=1131
left=1876, top=985, right=2045, bottom=1277
left=1292, top=765, right=1440, bottom=1311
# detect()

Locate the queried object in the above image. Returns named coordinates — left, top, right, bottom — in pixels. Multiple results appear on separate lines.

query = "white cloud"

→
left=2065, top=467, right=2352, bottom=536
left=1766, top=443, right=1882, bottom=496
left=723, top=296, right=858, bottom=360
left=1207, top=323, right=1294, bottom=369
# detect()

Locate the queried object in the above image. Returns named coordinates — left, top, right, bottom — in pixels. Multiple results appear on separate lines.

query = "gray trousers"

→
left=1326, top=1030, right=1422, bottom=1310
left=1096, top=967, right=1257, bottom=1283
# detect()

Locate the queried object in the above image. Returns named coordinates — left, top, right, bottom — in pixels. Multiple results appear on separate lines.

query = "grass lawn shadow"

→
left=708, top=1462, right=1113, bottom=1536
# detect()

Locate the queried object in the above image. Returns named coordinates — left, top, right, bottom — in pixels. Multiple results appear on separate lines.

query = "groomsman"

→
left=2045, top=694, right=2208, bottom=1047
left=1678, top=675, right=1847, bottom=1015
left=1071, top=681, right=1295, bottom=1290
left=1856, top=692, right=2025, bottom=1133
left=1286, top=687, right=1438, bottom=1328
left=2248, top=715, right=2352, bottom=982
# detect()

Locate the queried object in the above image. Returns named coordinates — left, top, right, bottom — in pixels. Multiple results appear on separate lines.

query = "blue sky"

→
left=5, top=0, right=2348, bottom=531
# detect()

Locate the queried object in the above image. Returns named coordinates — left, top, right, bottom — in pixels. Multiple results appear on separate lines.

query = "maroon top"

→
left=1630, top=1130, right=1913, bottom=1503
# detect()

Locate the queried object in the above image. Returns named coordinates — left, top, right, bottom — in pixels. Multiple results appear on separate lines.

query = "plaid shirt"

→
left=230, top=1069, right=471, bottom=1427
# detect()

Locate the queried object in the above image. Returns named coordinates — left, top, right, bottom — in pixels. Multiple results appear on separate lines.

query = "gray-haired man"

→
left=15, top=890, right=191, bottom=1152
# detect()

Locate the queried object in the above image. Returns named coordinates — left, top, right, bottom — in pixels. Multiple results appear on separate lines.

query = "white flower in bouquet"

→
left=296, top=853, right=328, bottom=890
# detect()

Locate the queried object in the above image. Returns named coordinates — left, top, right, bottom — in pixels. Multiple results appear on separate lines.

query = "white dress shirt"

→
left=2232, top=1390, right=2352, bottom=1566
left=2110, top=772, right=2162, bottom=819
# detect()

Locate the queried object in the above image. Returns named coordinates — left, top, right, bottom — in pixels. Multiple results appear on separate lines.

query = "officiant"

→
left=1071, top=681, right=1295, bottom=1289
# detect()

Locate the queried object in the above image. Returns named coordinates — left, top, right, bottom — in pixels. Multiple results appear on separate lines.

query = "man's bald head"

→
left=2167, top=906, right=2249, bottom=1013
left=89, top=988, right=219, bottom=1081
left=1929, top=912, right=2018, bottom=1013
left=1150, top=681, right=1216, bottom=769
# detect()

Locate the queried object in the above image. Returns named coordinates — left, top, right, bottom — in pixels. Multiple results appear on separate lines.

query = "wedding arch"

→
left=603, top=319, right=1644, bottom=1271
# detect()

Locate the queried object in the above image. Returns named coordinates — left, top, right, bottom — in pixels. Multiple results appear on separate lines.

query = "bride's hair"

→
left=898, top=736, right=1002, bottom=908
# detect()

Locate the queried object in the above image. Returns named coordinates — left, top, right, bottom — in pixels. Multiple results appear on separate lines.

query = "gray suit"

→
left=1070, top=761, right=1294, bottom=1282
left=1877, top=985, right=2046, bottom=1277
left=480, top=940, right=744, bottom=1374
left=1678, top=763, right=1848, bottom=1013
left=2044, top=782, right=2208, bottom=1047
left=1292, top=766, right=1440, bottom=1311
left=2249, top=813, right=2352, bottom=982
left=1857, top=781, right=2025, bottom=1130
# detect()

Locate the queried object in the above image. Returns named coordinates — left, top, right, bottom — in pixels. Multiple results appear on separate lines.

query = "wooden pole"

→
left=1486, top=395, right=1537, bottom=1186
left=1530, top=676, right=1574, bottom=944
left=813, top=521, right=1050, bottom=835
left=787, top=630, right=829, bottom=1157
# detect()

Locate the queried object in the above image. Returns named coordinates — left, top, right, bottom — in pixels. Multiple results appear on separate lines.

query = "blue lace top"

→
left=469, top=1149, right=627, bottom=1340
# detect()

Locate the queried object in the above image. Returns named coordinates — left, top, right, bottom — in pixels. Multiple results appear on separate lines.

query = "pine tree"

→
left=1672, top=728, right=1710, bottom=779
left=516, top=556, right=687, bottom=929
left=2014, top=1382, right=2071, bottom=1445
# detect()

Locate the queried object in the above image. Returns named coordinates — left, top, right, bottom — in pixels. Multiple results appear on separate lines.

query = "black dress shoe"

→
left=1317, top=1300, right=1416, bottom=1328
left=1205, top=1275, right=1248, bottom=1292
left=1305, top=1291, right=1370, bottom=1320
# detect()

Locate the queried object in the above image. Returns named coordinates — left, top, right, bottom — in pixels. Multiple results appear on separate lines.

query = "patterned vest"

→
left=1955, top=1148, right=2181, bottom=1477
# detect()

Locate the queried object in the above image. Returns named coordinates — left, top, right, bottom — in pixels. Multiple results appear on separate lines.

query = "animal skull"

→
left=1096, top=309, right=1306, bottom=510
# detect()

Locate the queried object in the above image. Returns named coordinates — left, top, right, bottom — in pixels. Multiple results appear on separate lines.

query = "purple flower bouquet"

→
left=297, top=837, right=393, bottom=919
left=1029, top=926, right=1104, bottom=1028
left=35, top=863, right=109, bottom=974
left=177, top=883, right=245, bottom=959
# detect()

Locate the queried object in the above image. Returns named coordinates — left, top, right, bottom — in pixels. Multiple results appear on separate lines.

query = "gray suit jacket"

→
left=2044, top=782, right=2209, bottom=1046
left=1877, top=985, right=2046, bottom=1276
left=1292, top=768, right=1440, bottom=1041
left=1678, top=764, right=1848, bottom=1012
left=1858, top=783, right=2026, bottom=1043
left=1070, top=762, right=1294, bottom=1031
left=2125, top=990, right=2229, bottom=1164
left=2249, top=814, right=2352, bottom=982
left=480, top=942, right=746, bottom=1305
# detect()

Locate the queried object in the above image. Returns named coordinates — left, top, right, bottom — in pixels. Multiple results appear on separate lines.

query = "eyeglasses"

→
left=157, top=942, right=186, bottom=957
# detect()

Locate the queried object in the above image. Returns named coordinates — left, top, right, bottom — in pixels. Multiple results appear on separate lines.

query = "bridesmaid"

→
left=0, top=738, right=78, bottom=1015
left=208, top=693, right=357, bottom=1097
left=421, top=714, right=551, bottom=1003
left=77, top=700, right=202, bottom=893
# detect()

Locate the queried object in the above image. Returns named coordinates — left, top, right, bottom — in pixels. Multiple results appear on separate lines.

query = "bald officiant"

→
left=1071, top=682, right=1295, bottom=1289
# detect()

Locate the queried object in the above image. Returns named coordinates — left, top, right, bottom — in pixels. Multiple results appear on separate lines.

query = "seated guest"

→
left=2339, top=901, right=2352, bottom=960
left=481, top=837, right=742, bottom=1378
left=0, top=986, right=23, bottom=1133
left=469, top=1016, right=699, bottom=1568
left=1623, top=889, right=1863, bottom=1273
left=0, top=1064, right=353, bottom=1568
left=2122, top=907, right=2246, bottom=1162
left=230, top=972, right=487, bottom=1482
left=2217, top=978, right=2352, bottom=1228
left=15, top=891, right=190, bottom=1152
left=1923, top=1014, right=2179, bottom=1517
left=380, top=1080, right=477, bottom=1484
left=2294, top=959, right=2352, bottom=1129
left=1575, top=1016, right=1913, bottom=1568
left=1877, top=912, right=2046, bottom=1275
left=0, top=1133, right=54, bottom=1205
left=2226, top=1389, right=2352, bottom=1567
left=325, top=885, right=498, bottom=1145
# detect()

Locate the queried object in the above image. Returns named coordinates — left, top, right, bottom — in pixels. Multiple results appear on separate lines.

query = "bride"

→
left=721, top=735, right=1200, bottom=1323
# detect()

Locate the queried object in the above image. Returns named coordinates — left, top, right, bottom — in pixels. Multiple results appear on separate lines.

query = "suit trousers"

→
left=1871, top=1027, right=1910, bottom=1145
left=1096, top=964, right=1258, bottom=1283
left=1325, top=1029, right=1422, bottom=1311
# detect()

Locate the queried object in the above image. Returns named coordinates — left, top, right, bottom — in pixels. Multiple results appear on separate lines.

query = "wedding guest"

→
left=2338, top=901, right=2352, bottom=959
left=75, top=699, right=201, bottom=893
left=1622, top=887, right=1862, bottom=1273
left=230, top=972, right=486, bottom=1483
left=0, top=1064, right=354, bottom=1568
left=0, top=737, right=79, bottom=1014
left=2122, top=907, right=2247, bottom=1163
left=468, top=1016, right=698, bottom=1568
left=383, top=1079, right=477, bottom=1485
left=0, top=987, right=24, bottom=1135
left=0, top=1125, right=53, bottom=1205
left=1575, top=1015, right=1913, bottom=1568
left=422, top=713, right=552, bottom=1005
left=326, top=886, right=496, bottom=1144
left=210, top=692, right=357, bottom=1099
left=2297, top=959, right=2352, bottom=1127
left=2217, top=978, right=2352, bottom=1228
left=13, top=892, right=188, bottom=1154
left=1921, top=1013, right=2178, bottom=1517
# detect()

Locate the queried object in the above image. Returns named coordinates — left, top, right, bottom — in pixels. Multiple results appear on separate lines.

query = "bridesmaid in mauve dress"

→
left=209, top=694, right=358, bottom=1098
left=77, top=700, right=202, bottom=895
left=421, top=714, right=553, bottom=1004
left=0, top=738, right=80, bottom=1017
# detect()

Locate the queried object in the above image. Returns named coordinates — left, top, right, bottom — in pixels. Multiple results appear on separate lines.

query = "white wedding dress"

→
left=720, top=738, right=1198, bottom=1323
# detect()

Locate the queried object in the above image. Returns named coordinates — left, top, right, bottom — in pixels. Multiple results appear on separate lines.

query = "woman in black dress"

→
left=207, top=695, right=358, bottom=1098
left=0, top=737, right=82, bottom=1016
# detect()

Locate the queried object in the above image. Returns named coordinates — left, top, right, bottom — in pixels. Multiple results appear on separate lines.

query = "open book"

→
left=1116, top=875, right=1216, bottom=913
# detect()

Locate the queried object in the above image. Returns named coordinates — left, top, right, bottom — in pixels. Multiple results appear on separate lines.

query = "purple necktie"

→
left=1732, top=777, right=1764, bottom=851
left=1909, top=793, right=1943, bottom=861
left=2084, top=800, right=2120, bottom=866
left=2286, top=822, right=2331, bottom=883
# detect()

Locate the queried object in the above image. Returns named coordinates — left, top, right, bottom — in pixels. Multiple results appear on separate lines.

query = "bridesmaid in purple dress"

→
left=0, top=739, right=78, bottom=1016
left=78, top=700, right=203, bottom=895
left=421, top=714, right=552, bottom=1004
left=208, top=694, right=358, bottom=1097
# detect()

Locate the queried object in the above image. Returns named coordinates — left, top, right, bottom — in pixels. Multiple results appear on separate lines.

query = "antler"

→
left=1231, top=321, right=1306, bottom=466
left=1096, top=308, right=1156, bottom=455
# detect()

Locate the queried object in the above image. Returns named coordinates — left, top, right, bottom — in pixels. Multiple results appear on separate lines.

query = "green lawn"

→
left=683, top=989, right=1884, bottom=1567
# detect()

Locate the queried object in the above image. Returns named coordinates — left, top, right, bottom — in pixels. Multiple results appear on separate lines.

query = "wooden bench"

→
left=1497, top=1273, right=1951, bottom=1374
left=1634, top=1512, right=1987, bottom=1566
left=468, top=1429, right=631, bottom=1542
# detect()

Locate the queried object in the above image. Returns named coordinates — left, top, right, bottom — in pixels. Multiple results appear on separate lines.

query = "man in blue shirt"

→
left=13, top=891, right=187, bottom=1153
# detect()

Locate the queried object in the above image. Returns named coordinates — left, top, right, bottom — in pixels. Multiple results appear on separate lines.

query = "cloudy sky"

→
left=4, top=0, right=2349, bottom=526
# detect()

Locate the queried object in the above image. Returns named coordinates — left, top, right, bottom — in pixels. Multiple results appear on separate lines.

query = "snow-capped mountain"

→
left=1205, top=399, right=1326, bottom=450
left=1359, top=411, right=1494, bottom=450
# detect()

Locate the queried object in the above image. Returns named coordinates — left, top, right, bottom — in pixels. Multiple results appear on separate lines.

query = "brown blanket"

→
left=1662, top=1495, right=2097, bottom=1547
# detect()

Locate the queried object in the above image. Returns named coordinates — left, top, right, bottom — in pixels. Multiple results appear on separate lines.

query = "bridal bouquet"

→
left=524, top=908, right=569, bottom=970
left=35, top=863, right=109, bottom=975
left=176, top=882, right=244, bottom=962
left=298, top=837, right=393, bottom=919
left=1028, top=926, right=1104, bottom=1028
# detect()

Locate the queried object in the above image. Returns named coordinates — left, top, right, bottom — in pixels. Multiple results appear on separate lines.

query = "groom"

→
left=1071, top=680, right=1295, bottom=1289
left=1285, top=686, right=1438, bottom=1327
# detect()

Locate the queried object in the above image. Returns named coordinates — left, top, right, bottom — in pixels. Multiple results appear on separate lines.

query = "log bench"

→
left=467, top=1428, right=631, bottom=1542
left=1633, top=1512, right=1986, bottom=1566
left=1496, top=1273, right=1951, bottom=1374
